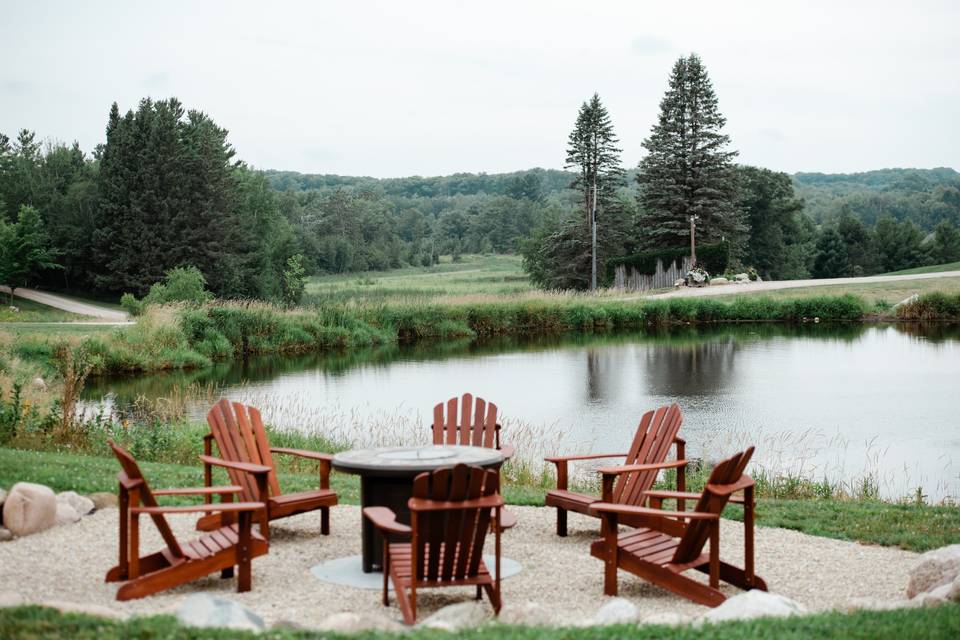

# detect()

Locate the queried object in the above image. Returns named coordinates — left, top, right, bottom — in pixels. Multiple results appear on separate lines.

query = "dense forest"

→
left=1, top=84, right=959, bottom=302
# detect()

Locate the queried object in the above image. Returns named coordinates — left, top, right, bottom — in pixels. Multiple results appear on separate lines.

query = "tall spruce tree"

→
left=637, top=54, right=746, bottom=255
left=562, top=93, right=625, bottom=288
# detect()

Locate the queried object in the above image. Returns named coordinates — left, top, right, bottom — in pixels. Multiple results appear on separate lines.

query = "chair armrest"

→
left=153, top=486, right=243, bottom=497
left=270, top=447, right=334, bottom=463
left=597, top=459, right=688, bottom=476
left=544, top=452, right=627, bottom=463
left=498, top=444, right=516, bottom=460
left=363, top=506, right=412, bottom=535
left=198, top=455, right=271, bottom=475
left=409, top=495, right=504, bottom=512
left=587, top=502, right=719, bottom=520
left=131, top=502, right=267, bottom=515
left=645, top=489, right=745, bottom=505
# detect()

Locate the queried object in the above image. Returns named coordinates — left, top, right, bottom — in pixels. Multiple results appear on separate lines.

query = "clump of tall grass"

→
left=896, top=291, right=960, bottom=320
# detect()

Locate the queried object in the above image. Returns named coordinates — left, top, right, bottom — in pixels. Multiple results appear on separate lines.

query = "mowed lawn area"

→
left=304, top=254, right=536, bottom=304
left=0, top=297, right=87, bottom=323
left=724, top=275, right=960, bottom=306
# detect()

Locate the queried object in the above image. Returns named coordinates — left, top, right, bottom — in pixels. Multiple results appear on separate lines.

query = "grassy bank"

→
left=3, top=447, right=957, bottom=552
left=0, top=297, right=87, bottom=322
left=3, top=602, right=959, bottom=639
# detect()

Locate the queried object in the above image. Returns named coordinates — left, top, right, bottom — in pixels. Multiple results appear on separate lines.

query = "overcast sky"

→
left=2, top=1, right=957, bottom=178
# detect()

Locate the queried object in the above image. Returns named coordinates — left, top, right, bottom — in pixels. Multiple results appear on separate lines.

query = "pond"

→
left=83, top=323, right=960, bottom=501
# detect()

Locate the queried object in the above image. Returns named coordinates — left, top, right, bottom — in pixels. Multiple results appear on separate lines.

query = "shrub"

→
left=144, top=266, right=213, bottom=306
left=120, top=293, right=144, bottom=316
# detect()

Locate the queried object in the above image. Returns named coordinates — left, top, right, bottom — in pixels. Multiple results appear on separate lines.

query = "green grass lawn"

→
left=304, top=254, right=535, bottom=304
left=884, top=261, right=960, bottom=275
left=0, top=297, right=88, bottom=323
left=2, top=447, right=956, bottom=552
left=2, top=603, right=958, bottom=639
left=726, top=276, right=960, bottom=306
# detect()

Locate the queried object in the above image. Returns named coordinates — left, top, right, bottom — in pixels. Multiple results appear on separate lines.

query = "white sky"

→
left=2, top=1, right=957, bottom=178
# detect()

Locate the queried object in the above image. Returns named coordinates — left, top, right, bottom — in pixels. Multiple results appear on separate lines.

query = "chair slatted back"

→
left=612, top=403, right=683, bottom=505
left=207, top=399, right=282, bottom=499
left=411, top=463, right=498, bottom=583
left=671, top=446, right=755, bottom=565
left=108, top=441, right=184, bottom=558
left=432, top=393, right=498, bottom=449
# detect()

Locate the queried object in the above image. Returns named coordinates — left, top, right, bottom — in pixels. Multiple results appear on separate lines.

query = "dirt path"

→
left=625, top=270, right=960, bottom=300
left=0, top=286, right=129, bottom=322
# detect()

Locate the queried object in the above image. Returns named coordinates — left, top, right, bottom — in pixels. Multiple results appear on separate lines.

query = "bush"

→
left=896, top=292, right=960, bottom=320
left=120, top=293, right=144, bottom=316
left=144, top=266, right=213, bottom=306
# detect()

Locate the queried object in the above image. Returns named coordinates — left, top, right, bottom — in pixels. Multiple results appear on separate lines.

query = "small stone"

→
left=55, top=502, right=80, bottom=526
left=43, top=600, right=126, bottom=620
left=919, top=583, right=952, bottom=607
left=592, top=597, right=639, bottom=625
left=907, top=544, right=960, bottom=599
left=3, top=482, right=57, bottom=537
left=176, top=594, right=265, bottom=631
left=0, top=591, right=24, bottom=608
left=87, top=492, right=118, bottom=510
left=499, top=602, right=554, bottom=626
left=0, top=527, right=12, bottom=542
left=419, top=601, right=492, bottom=631
left=318, top=612, right=403, bottom=633
left=699, top=591, right=807, bottom=624
left=57, top=491, right=95, bottom=517
left=641, top=611, right=690, bottom=626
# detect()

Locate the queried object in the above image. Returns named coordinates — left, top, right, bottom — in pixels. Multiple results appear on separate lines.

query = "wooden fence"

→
left=612, top=256, right=693, bottom=292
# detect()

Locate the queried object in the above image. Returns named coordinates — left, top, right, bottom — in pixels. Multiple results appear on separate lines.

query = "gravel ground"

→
left=0, top=505, right=918, bottom=627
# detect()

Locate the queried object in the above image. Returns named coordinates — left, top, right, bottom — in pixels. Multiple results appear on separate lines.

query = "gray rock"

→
left=641, top=611, right=691, bottom=626
left=950, top=575, right=960, bottom=602
left=317, top=612, right=404, bottom=633
left=710, top=277, right=729, bottom=285
left=0, top=591, right=24, bottom=608
left=907, top=544, right=960, bottom=599
left=734, top=273, right=750, bottom=283
left=57, top=491, right=95, bottom=517
left=700, top=591, right=807, bottom=624
left=498, top=602, right=554, bottom=626
left=55, top=502, right=80, bottom=526
left=3, top=482, right=57, bottom=537
left=88, top=492, right=118, bottom=510
left=919, top=583, right=953, bottom=607
left=591, top=597, right=639, bottom=625
left=419, top=601, right=492, bottom=631
left=176, top=594, right=265, bottom=631
left=43, top=600, right=126, bottom=620
left=0, top=527, right=12, bottom=542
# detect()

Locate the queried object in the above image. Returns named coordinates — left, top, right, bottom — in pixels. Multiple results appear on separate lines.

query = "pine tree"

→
left=562, top=93, right=625, bottom=288
left=637, top=54, right=746, bottom=254
left=930, top=220, right=960, bottom=264
left=812, top=228, right=850, bottom=278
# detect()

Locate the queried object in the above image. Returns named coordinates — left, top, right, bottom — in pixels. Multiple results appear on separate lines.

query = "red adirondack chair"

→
left=198, top=399, right=338, bottom=539
left=364, top=463, right=504, bottom=625
left=104, top=441, right=269, bottom=600
left=545, top=403, right=685, bottom=535
left=432, top=393, right=514, bottom=459
left=588, top=447, right=768, bottom=607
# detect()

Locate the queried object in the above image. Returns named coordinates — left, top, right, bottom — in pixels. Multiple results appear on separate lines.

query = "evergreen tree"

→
left=0, top=205, right=60, bottom=302
left=812, top=228, right=850, bottom=278
left=930, top=220, right=960, bottom=264
left=737, top=166, right=804, bottom=279
left=637, top=54, right=746, bottom=254
left=837, top=212, right=877, bottom=275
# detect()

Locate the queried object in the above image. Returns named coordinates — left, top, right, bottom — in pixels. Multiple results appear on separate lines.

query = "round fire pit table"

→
left=332, top=444, right=504, bottom=572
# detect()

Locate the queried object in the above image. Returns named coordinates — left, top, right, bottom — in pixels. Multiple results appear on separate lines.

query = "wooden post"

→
left=689, top=215, right=697, bottom=268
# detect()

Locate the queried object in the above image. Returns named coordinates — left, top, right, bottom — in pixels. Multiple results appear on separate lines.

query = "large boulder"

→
left=176, top=594, right=265, bottom=631
left=700, top=591, right=806, bottom=624
left=2, top=482, right=57, bottom=537
left=419, top=601, right=492, bottom=631
left=57, top=491, right=95, bottom=517
left=55, top=502, right=80, bottom=526
left=0, top=527, right=12, bottom=542
left=907, top=544, right=960, bottom=599
left=591, top=597, right=639, bottom=625
left=710, top=277, right=729, bottom=286
left=87, top=492, right=118, bottom=510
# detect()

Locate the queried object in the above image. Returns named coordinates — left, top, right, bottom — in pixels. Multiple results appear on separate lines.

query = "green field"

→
left=884, top=261, right=960, bottom=275
left=0, top=297, right=87, bottom=323
left=729, top=276, right=960, bottom=306
left=304, top=254, right=537, bottom=304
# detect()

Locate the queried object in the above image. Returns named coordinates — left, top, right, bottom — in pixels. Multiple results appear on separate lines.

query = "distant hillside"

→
left=793, top=167, right=960, bottom=230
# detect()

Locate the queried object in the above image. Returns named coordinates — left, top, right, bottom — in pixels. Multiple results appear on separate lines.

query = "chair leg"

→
left=237, top=512, right=252, bottom=593
left=709, top=520, right=720, bottom=589
left=382, top=539, right=390, bottom=606
left=475, top=585, right=482, bottom=600
left=556, top=507, right=568, bottom=537
left=321, top=506, right=330, bottom=535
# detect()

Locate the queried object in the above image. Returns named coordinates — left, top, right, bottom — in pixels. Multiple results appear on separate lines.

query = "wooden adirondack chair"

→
left=544, top=403, right=685, bottom=536
left=432, top=393, right=517, bottom=529
left=104, top=441, right=269, bottom=600
left=588, top=447, right=768, bottom=607
left=364, top=463, right=504, bottom=625
left=198, top=399, right=338, bottom=539
left=432, top=393, right=515, bottom=459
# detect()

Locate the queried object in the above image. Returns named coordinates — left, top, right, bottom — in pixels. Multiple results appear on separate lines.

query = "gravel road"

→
left=0, top=505, right=918, bottom=628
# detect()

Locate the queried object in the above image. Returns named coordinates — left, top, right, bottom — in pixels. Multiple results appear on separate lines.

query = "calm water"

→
left=84, top=324, right=960, bottom=501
